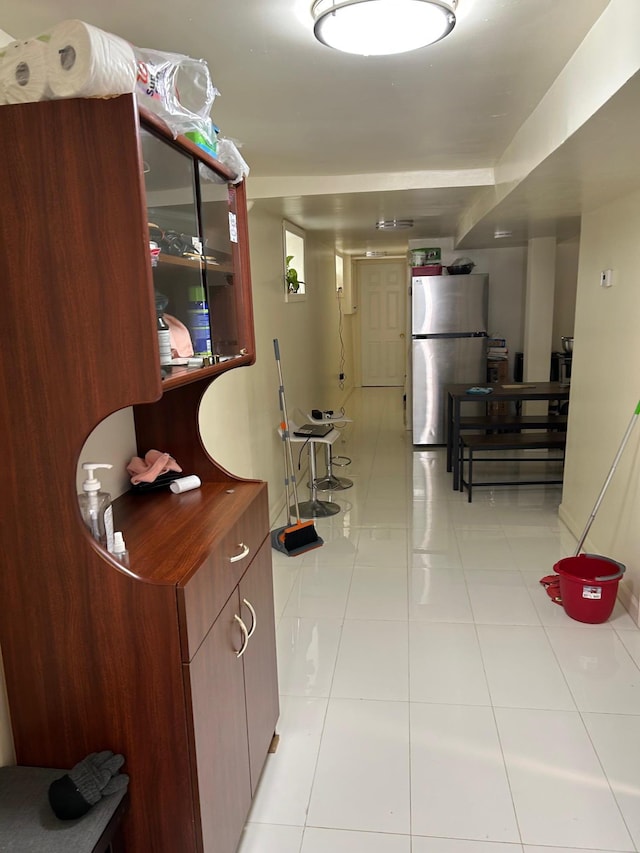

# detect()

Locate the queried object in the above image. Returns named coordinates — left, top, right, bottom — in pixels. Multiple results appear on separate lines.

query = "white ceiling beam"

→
left=456, top=0, right=640, bottom=245
left=247, top=168, right=494, bottom=200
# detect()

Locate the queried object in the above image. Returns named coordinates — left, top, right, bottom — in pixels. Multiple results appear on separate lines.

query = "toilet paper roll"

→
left=45, top=19, right=136, bottom=99
left=2, top=38, right=52, bottom=103
left=170, top=475, right=201, bottom=494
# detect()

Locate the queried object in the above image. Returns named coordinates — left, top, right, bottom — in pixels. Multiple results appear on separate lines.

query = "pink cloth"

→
left=127, top=450, right=182, bottom=485
left=164, top=312, right=194, bottom=358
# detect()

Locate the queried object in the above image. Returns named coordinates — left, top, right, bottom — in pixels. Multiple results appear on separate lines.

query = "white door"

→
left=359, top=261, right=406, bottom=386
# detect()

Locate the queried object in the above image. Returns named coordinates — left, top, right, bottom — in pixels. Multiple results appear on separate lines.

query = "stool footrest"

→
left=332, top=455, right=352, bottom=467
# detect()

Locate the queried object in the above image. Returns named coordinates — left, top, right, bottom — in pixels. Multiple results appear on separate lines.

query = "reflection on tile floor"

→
left=239, top=388, right=640, bottom=853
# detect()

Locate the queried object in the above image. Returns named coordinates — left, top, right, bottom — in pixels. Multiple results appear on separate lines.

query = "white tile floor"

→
left=238, top=387, right=640, bottom=853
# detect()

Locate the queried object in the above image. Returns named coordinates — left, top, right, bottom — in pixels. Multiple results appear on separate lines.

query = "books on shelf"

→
left=488, top=346, right=508, bottom=358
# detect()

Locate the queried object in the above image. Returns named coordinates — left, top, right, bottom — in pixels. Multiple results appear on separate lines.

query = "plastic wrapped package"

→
left=216, top=137, right=250, bottom=184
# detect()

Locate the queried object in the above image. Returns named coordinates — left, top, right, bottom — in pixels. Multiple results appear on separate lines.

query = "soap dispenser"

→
left=79, top=463, right=114, bottom=550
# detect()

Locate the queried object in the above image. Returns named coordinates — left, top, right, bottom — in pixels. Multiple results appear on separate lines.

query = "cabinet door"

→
left=239, top=541, right=280, bottom=794
left=186, top=589, right=251, bottom=853
left=142, top=127, right=250, bottom=365
left=142, top=128, right=212, bottom=357
left=199, top=169, right=241, bottom=359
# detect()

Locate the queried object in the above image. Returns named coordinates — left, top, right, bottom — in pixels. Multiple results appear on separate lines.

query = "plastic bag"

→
left=134, top=46, right=219, bottom=155
left=216, top=137, right=250, bottom=184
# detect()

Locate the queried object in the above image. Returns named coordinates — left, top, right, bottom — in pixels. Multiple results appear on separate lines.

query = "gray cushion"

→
left=0, top=765, right=126, bottom=852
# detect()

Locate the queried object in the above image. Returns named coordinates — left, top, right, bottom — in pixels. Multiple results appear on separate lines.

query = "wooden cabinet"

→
left=0, top=95, right=278, bottom=853
left=185, top=540, right=278, bottom=853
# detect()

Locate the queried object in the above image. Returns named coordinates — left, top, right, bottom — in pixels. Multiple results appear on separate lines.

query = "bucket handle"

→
left=583, top=553, right=626, bottom=582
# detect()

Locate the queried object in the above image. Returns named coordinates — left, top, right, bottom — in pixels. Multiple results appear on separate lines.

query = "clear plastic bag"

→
left=134, top=46, right=219, bottom=155
left=216, top=137, right=250, bottom=184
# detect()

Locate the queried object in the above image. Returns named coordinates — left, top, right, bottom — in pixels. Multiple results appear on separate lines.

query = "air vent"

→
left=375, top=219, right=414, bottom=230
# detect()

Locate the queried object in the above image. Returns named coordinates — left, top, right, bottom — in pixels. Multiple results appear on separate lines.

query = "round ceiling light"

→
left=312, top=0, right=457, bottom=56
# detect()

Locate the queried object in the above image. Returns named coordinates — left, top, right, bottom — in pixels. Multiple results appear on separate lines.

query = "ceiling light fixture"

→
left=376, top=219, right=414, bottom=230
left=312, top=0, right=457, bottom=56
left=494, top=229, right=513, bottom=239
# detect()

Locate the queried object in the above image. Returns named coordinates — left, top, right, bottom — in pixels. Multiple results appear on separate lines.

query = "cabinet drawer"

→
left=179, top=489, right=269, bottom=661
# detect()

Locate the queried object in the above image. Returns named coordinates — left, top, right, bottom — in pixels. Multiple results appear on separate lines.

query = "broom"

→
left=270, top=338, right=323, bottom=556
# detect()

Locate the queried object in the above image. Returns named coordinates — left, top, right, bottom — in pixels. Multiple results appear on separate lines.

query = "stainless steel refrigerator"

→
left=412, top=273, right=488, bottom=444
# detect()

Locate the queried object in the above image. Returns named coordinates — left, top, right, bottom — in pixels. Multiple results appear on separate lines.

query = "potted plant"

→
left=286, top=255, right=303, bottom=293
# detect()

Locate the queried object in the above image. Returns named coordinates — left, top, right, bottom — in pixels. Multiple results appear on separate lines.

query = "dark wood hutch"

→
left=0, top=94, right=278, bottom=853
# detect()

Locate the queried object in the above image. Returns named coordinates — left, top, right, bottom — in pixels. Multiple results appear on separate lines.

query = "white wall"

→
left=199, top=201, right=356, bottom=520
left=554, top=238, right=580, bottom=350
left=560, top=188, right=640, bottom=620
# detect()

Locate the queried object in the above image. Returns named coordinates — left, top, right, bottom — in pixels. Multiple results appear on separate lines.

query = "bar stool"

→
left=280, top=421, right=341, bottom=518
left=306, top=411, right=353, bottom=490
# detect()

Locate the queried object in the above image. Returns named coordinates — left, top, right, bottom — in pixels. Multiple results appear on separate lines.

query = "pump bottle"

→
left=78, top=463, right=114, bottom=550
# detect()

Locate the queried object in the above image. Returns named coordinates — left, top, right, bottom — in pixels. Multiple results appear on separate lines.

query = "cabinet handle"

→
left=230, top=543, right=250, bottom=563
left=243, top=598, right=257, bottom=638
left=233, top=614, right=249, bottom=658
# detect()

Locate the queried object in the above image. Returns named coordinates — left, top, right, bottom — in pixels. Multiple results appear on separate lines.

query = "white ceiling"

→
left=6, top=0, right=634, bottom=255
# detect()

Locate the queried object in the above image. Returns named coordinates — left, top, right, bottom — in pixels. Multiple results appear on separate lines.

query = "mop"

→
left=540, top=399, right=640, bottom=606
left=270, top=339, right=323, bottom=556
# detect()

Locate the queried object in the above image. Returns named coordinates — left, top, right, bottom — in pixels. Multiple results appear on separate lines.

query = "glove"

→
left=48, top=750, right=129, bottom=821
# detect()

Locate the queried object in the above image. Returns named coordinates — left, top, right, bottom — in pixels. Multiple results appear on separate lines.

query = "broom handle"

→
left=279, top=388, right=293, bottom=527
left=274, top=339, right=303, bottom=523
left=575, top=400, right=640, bottom=555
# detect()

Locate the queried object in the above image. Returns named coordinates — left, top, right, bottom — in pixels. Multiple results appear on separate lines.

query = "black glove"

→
left=48, top=750, right=129, bottom=820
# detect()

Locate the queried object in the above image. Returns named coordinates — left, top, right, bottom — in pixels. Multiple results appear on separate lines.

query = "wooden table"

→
left=446, top=382, right=570, bottom=490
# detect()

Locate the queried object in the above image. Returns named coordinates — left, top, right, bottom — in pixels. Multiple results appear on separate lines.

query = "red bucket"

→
left=553, top=553, right=625, bottom=623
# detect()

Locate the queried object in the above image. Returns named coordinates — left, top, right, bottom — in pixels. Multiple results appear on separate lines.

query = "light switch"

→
left=600, top=269, right=613, bottom=287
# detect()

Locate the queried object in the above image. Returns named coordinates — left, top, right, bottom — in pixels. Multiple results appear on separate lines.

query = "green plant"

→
left=286, top=255, right=303, bottom=293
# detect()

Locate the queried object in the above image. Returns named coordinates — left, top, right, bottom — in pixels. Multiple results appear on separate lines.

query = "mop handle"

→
left=575, top=400, right=640, bottom=555
left=273, top=339, right=303, bottom=521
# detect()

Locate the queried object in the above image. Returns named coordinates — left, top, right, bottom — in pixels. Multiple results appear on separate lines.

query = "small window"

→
left=283, top=221, right=306, bottom=301
left=335, top=253, right=343, bottom=294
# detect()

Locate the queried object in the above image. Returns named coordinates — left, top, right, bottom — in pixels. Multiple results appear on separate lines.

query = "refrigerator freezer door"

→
left=412, top=275, right=488, bottom=335
left=412, top=336, right=487, bottom=444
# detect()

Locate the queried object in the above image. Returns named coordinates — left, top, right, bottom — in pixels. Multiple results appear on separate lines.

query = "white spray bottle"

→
left=78, top=463, right=114, bottom=550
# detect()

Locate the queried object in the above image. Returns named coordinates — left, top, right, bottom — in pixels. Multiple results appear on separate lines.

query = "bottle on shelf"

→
left=157, top=309, right=173, bottom=366
left=188, top=285, right=213, bottom=356
left=111, top=531, right=130, bottom=568
left=155, top=291, right=173, bottom=367
left=78, top=463, right=114, bottom=550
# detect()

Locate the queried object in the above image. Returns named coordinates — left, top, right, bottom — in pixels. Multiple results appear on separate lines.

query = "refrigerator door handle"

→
left=413, top=331, right=487, bottom=340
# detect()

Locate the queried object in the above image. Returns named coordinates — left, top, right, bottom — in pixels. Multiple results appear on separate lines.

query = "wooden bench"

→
left=458, top=413, right=567, bottom=432
left=0, top=766, right=128, bottom=853
left=459, top=431, right=567, bottom=502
